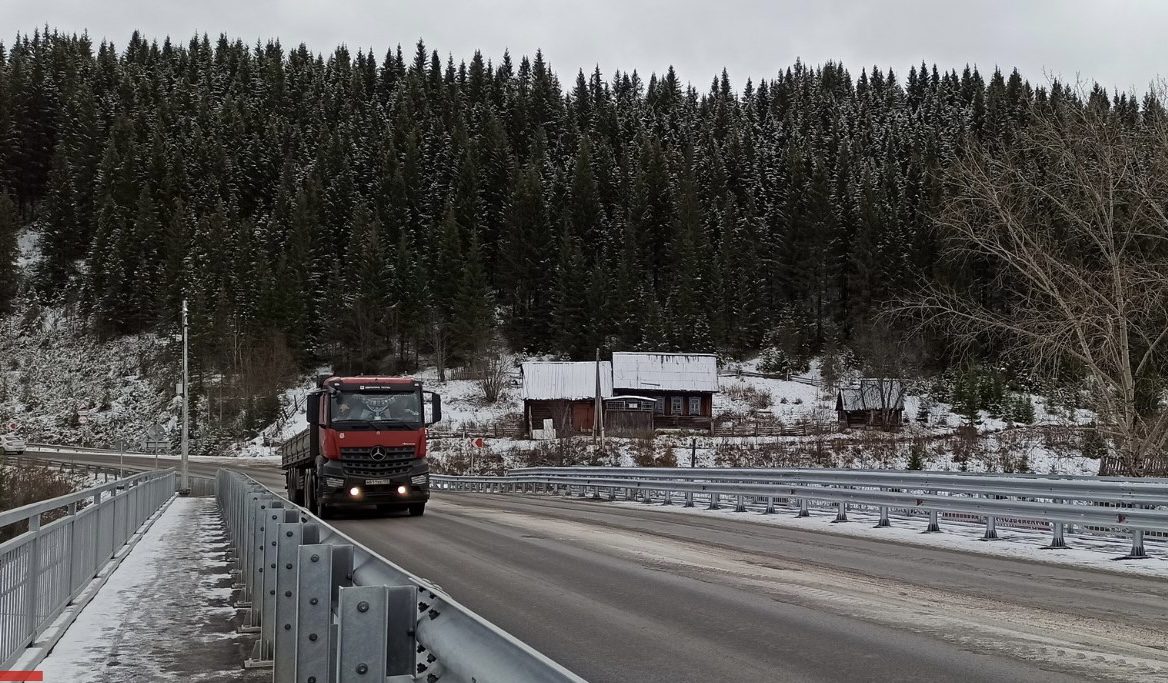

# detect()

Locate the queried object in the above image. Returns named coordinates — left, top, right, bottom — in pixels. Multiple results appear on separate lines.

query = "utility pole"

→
left=598, top=352, right=606, bottom=450
left=181, top=299, right=190, bottom=494
left=593, top=348, right=600, bottom=444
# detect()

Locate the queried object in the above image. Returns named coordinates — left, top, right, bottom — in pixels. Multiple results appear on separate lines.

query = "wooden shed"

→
left=836, top=379, right=906, bottom=430
left=602, top=395, right=656, bottom=438
left=521, top=361, right=612, bottom=438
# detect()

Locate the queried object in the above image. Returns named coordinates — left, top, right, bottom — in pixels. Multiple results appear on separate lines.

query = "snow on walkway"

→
left=37, top=496, right=265, bottom=682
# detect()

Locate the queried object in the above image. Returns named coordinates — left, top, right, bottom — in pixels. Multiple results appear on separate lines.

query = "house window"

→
left=654, top=397, right=665, bottom=414
left=688, top=396, right=701, bottom=416
left=671, top=396, right=683, bottom=415
left=627, top=401, right=639, bottom=410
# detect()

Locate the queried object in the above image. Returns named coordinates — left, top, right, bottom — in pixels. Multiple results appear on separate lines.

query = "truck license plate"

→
left=366, top=479, right=392, bottom=486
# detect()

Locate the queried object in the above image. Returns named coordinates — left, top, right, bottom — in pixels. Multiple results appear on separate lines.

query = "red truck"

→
left=281, top=374, right=441, bottom=518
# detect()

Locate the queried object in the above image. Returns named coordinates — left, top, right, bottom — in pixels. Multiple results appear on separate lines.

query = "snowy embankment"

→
left=1, top=225, right=178, bottom=451
left=242, top=356, right=1099, bottom=477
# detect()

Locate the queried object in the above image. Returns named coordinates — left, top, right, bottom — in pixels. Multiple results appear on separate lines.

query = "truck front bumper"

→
left=318, top=460, right=430, bottom=507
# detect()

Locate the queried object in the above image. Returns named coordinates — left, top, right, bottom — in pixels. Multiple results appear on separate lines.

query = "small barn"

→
left=521, top=362, right=612, bottom=438
left=836, top=379, right=906, bottom=430
left=602, top=395, right=656, bottom=438
left=612, top=352, right=719, bottom=433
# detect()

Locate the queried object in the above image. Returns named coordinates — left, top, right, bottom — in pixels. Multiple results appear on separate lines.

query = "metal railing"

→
left=217, top=469, right=588, bottom=683
left=432, top=467, right=1168, bottom=559
left=0, top=469, right=176, bottom=669
left=16, top=451, right=217, bottom=497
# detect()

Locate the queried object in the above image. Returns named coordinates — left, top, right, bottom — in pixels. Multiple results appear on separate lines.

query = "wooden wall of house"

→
left=615, top=391, right=714, bottom=417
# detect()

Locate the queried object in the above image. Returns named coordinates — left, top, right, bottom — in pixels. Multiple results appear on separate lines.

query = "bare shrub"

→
left=477, top=355, right=509, bottom=404
left=512, top=438, right=603, bottom=468
left=0, top=462, right=84, bottom=541
left=722, top=384, right=772, bottom=411
left=633, top=443, right=676, bottom=467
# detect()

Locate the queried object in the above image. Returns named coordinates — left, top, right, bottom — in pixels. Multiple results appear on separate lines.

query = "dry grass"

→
left=0, top=462, right=86, bottom=541
left=721, top=384, right=773, bottom=411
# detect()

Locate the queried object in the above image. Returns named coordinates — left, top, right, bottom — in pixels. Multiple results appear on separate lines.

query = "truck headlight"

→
left=326, top=477, right=344, bottom=488
left=411, top=474, right=428, bottom=485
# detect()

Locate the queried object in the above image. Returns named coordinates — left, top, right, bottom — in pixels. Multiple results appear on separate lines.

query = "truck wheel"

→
left=407, top=503, right=426, bottom=517
left=307, top=473, right=330, bottom=519
left=287, top=472, right=304, bottom=506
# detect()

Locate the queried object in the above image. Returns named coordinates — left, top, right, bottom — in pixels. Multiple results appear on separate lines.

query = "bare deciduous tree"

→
left=851, top=320, right=920, bottom=431
left=900, top=98, right=1168, bottom=476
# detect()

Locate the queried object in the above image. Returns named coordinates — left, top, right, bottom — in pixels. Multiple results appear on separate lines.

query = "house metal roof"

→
left=837, top=379, right=905, bottom=411
left=521, top=362, right=613, bottom=401
left=611, top=352, right=719, bottom=393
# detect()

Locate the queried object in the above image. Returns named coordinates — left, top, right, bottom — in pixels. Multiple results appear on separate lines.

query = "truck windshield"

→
left=330, top=391, right=421, bottom=426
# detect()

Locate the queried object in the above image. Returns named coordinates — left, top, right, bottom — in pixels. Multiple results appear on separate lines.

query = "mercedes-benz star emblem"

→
left=370, top=447, right=386, bottom=461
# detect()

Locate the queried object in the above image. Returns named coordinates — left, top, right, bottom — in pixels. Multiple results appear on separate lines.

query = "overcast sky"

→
left=7, top=0, right=1167, bottom=94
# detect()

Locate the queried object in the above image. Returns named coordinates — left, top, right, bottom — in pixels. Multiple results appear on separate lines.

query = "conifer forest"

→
left=0, top=28, right=1164, bottom=392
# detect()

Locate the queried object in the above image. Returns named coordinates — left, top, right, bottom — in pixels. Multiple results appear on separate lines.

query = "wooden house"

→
left=611, top=352, right=719, bottom=433
left=521, top=362, right=612, bottom=438
left=836, top=379, right=906, bottom=430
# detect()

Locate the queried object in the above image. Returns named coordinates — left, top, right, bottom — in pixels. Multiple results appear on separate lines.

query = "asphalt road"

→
left=33, top=450, right=1168, bottom=683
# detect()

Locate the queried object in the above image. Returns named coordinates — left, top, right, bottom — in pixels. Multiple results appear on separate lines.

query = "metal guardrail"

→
left=15, top=453, right=217, bottom=497
left=217, top=469, right=588, bottom=683
left=432, top=467, right=1168, bottom=559
left=0, top=469, right=176, bottom=669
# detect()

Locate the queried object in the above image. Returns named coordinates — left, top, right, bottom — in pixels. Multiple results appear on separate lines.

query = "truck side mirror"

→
left=306, top=393, right=320, bottom=426
left=426, top=392, right=441, bottom=425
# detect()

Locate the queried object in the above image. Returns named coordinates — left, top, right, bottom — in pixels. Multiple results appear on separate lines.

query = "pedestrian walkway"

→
left=33, top=496, right=265, bottom=682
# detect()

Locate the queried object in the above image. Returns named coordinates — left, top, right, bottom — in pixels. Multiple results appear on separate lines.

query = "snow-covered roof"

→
left=521, top=362, right=613, bottom=401
left=611, top=353, right=719, bottom=393
left=838, top=379, right=906, bottom=411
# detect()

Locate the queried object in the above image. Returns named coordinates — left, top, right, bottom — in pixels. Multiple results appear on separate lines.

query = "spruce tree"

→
left=0, top=191, right=18, bottom=313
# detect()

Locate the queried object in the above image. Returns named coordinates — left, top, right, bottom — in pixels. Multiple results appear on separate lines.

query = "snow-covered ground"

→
left=588, top=494, right=1166, bottom=578
left=0, top=307, right=176, bottom=450
left=235, top=357, right=1102, bottom=478
left=35, top=496, right=264, bottom=682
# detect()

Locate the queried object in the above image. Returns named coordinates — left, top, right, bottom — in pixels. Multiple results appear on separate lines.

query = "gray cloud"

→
left=6, top=0, right=1167, bottom=93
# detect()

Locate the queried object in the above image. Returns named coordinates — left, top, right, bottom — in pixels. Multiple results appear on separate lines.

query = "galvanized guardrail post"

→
left=337, top=585, right=419, bottom=683
left=273, top=520, right=319, bottom=682
left=832, top=501, right=848, bottom=523
left=295, top=543, right=354, bottom=683
left=1124, top=529, right=1147, bottom=559
left=981, top=516, right=999, bottom=541
left=1043, top=522, right=1069, bottom=549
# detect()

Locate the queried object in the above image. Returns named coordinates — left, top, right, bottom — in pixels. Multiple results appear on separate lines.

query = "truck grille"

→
left=340, top=446, right=416, bottom=477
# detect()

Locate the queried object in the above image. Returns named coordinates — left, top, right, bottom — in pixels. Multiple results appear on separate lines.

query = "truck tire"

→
left=307, top=473, right=330, bottom=519
left=287, top=471, right=305, bottom=506
left=407, top=503, right=426, bottom=517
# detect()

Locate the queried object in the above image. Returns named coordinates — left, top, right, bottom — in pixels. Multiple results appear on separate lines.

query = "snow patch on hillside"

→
left=0, top=306, right=177, bottom=450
